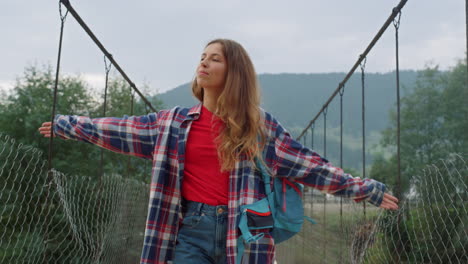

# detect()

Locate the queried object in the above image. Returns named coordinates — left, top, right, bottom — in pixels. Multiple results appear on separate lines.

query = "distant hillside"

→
left=157, top=71, right=417, bottom=132
left=155, top=71, right=419, bottom=171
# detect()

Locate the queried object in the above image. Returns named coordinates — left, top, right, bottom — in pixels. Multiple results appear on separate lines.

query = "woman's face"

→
left=196, top=43, right=227, bottom=91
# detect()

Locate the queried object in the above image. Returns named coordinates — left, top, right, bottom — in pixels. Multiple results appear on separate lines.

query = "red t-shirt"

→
left=182, top=105, right=229, bottom=206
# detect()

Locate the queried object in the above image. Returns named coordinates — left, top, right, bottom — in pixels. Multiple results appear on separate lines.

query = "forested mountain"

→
left=156, top=71, right=419, bottom=171
left=2, top=64, right=461, bottom=176
left=157, top=71, right=418, bottom=135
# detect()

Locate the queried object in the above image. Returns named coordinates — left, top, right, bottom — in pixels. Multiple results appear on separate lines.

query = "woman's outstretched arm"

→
left=263, top=112, right=398, bottom=210
left=38, top=113, right=161, bottom=160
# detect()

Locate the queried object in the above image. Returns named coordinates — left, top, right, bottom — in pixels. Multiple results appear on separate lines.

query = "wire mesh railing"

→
left=0, top=134, right=149, bottom=264
left=1, top=133, right=466, bottom=263
left=276, top=154, right=467, bottom=264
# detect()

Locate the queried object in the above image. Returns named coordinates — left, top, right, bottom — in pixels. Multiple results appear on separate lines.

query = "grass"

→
left=276, top=201, right=383, bottom=264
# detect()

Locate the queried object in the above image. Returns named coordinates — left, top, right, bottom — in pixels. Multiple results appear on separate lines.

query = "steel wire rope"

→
left=360, top=57, right=367, bottom=220
left=296, top=0, right=408, bottom=141
left=393, top=10, right=404, bottom=263
left=126, top=90, right=136, bottom=180
left=143, top=104, right=151, bottom=183
left=98, top=56, right=112, bottom=180
left=322, top=108, right=328, bottom=264
left=338, top=84, right=345, bottom=263
left=122, top=89, right=136, bottom=261
left=42, top=2, right=68, bottom=263
left=310, top=124, right=314, bottom=149
left=94, top=55, right=112, bottom=263
left=310, top=124, right=314, bottom=237
left=302, top=130, right=308, bottom=261
left=393, top=6, right=402, bottom=206
left=58, top=0, right=157, bottom=113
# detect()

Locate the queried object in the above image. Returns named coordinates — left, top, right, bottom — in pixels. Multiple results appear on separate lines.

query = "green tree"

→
left=0, top=65, right=164, bottom=262
left=441, top=59, right=468, bottom=154
left=0, top=65, right=99, bottom=263
left=376, top=60, right=467, bottom=193
left=369, top=59, right=468, bottom=263
left=368, top=154, right=398, bottom=189
left=0, top=65, right=163, bottom=180
left=0, top=65, right=101, bottom=176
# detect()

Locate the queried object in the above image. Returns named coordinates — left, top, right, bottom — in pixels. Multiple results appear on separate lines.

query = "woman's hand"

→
left=38, top=122, right=56, bottom=138
left=379, top=193, right=399, bottom=210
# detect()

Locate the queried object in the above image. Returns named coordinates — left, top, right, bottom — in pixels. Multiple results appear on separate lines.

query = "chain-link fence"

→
left=277, top=154, right=467, bottom=264
left=1, top=134, right=467, bottom=264
left=0, top=134, right=149, bottom=264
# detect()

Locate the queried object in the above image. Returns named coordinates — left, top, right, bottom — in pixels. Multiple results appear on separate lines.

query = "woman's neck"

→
left=202, top=88, right=222, bottom=114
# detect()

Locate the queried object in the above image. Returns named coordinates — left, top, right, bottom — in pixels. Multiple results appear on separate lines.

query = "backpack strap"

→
left=256, top=157, right=281, bottom=219
left=255, top=157, right=272, bottom=195
left=304, top=215, right=317, bottom=224
left=237, top=158, right=271, bottom=264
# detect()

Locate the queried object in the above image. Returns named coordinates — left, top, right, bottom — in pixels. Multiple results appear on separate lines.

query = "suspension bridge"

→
left=1, top=0, right=467, bottom=263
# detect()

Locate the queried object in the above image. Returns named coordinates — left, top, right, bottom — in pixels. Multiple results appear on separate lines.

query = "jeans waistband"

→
left=182, top=200, right=228, bottom=217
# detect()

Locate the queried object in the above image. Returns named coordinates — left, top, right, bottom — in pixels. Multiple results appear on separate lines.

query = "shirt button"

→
left=217, top=207, right=224, bottom=214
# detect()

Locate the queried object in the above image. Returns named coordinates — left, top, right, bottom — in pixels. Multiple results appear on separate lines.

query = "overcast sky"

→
left=1, top=0, right=465, bottom=94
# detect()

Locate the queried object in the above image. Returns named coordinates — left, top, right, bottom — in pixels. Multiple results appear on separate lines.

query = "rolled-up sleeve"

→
left=53, top=113, right=160, bottom=160
left=265, top=113, right=386, bottom=207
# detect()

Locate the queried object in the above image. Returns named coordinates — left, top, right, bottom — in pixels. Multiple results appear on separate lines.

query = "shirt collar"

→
left=187, top=103, right=202, bottom=120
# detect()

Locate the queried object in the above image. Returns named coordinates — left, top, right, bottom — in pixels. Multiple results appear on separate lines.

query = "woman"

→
left=39, top=39, right=398, bottom=264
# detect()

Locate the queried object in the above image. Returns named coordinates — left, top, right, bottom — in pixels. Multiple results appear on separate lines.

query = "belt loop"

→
left=197, top=202, right=204, bottom=214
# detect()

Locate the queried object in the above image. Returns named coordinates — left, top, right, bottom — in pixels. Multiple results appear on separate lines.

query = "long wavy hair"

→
left=192, top=39, right=266, bottom=171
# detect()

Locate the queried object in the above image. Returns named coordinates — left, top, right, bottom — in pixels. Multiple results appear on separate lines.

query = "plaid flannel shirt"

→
left=54, top=103, right=386, bottom=264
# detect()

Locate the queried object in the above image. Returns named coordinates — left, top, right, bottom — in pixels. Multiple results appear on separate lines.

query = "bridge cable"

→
left=301, top=131, right=307, bottom=261
left=126, top=91, right=135, bottom=179
left=94, top=55, right=112, bottom=263
left=144, top=104, right=151, bottom=182
left=466, top=0, right=468, bottom=86
left=58, top=0, right=157, bottom=112
left=47, top=1, right=68, bottom=179
left=393, top=9, right=402, bottom=205
left=98, top=56, right=112, bottom=181
left=360, top=57, right=367, bottom=219
left=310, top=124, right=315, bottom=149
left=296, top=0, right=408, bottom=141
left=393, top=9, right=404, bottom=263
left=43, top=3, right=68, bottom=263
left=338, top=84, right=345, bottom=262
left=322, top=107, right=328, bottom=264
left=309, top=123, right=315, bottom=225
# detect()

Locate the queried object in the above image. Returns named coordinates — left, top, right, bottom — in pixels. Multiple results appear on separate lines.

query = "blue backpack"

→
left=237, top=158, right=316, bottom=263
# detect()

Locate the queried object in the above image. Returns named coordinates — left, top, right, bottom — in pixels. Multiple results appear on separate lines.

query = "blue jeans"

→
left=173, top=201, right=228, bottom=264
